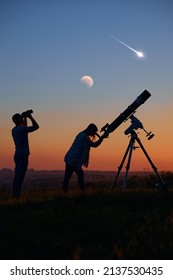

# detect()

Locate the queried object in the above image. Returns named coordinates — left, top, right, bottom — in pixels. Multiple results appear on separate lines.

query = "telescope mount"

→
left=111, top=115, right=166, bottom=192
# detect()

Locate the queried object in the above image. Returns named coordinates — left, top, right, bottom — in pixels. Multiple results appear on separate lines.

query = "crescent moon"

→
left=80, top=75, right=94, bottom=88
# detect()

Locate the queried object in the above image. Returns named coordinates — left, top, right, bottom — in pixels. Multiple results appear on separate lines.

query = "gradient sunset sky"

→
left=0, top=0, right=173, bottom=171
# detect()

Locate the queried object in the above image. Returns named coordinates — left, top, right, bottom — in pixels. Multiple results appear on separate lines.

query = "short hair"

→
left=12, top=113, right=23, bottom=125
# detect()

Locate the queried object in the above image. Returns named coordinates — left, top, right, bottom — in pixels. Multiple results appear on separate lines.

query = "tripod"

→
left=111, top=130, right=165, bottom=191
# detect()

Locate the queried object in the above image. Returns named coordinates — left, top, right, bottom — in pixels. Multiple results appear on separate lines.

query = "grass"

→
left=0, top=185, right=173, bottom=260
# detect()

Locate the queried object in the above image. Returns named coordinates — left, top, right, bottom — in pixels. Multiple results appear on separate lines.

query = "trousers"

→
left=13, top=153, right=29, bottom=198
left=62, top=163, right=84, bottom=192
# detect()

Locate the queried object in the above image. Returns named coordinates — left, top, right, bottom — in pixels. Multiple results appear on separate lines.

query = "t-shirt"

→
left=12, top=126, right=30, bottom=156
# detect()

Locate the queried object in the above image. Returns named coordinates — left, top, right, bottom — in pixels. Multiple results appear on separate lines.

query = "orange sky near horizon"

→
left=1, top=101, right=173, bottom=173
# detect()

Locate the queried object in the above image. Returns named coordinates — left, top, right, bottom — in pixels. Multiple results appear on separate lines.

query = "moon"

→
left=80, top=75, right=94, bottom=88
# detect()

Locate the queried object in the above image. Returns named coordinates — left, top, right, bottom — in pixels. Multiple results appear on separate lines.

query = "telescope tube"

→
left=101, top=90, right=151, bottom=134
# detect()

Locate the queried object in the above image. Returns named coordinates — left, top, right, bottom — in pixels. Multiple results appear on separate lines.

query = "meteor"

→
left=108, top=33, right=144, bottom=58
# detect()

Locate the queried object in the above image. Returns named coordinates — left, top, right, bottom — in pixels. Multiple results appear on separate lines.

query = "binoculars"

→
left=21, top=110, right=33, bottom=117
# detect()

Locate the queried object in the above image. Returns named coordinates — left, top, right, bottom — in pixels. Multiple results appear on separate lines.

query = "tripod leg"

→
left=111, top=138, right=133, bottom=190
left=135, top=136, right=166, bottom=190
left=122, top=139, right=135, bottom=191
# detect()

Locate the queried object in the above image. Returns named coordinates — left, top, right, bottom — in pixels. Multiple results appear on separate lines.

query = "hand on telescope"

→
left=101, top=131, right=109, bottom=139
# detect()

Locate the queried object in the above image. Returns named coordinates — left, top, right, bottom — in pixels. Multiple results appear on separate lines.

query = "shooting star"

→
left=108, top=33, right=144, bottom=58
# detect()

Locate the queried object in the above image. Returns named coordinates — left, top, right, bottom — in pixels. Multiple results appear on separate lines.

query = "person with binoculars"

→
left=11, top=110, right=39, bottom=198
left=62, top=123, right=107, bottom=193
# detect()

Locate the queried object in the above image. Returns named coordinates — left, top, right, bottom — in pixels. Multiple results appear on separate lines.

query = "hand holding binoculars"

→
left=21, top=110, right=33, bottom=117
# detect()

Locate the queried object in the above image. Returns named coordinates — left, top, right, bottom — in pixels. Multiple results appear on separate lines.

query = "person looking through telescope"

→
left=62, top=123, right=107, bottom=193
left=12, top=110, right=39, bottom=198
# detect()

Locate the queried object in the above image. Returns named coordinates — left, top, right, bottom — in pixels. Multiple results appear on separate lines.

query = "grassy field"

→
left=0, top=182, right=173, bottom=260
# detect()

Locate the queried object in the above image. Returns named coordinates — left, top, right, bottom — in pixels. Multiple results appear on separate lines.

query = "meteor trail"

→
left=108, top=33, right=144, bottom=58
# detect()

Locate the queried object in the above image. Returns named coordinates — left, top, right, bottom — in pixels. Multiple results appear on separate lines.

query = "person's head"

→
left=12, top=113, right=23, bottom=126
left=85, top=123, right=98, bottom=137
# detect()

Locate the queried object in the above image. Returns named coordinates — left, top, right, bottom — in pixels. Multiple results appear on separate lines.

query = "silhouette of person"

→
left=62, top=123, right=106, bottom=193
left=12, top=110, right=39, bottom=198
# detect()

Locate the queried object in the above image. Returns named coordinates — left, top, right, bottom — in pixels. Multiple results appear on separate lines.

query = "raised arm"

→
left=27, top=114, right=39, bottom=132
left=88, top=137, right=103, bottom=148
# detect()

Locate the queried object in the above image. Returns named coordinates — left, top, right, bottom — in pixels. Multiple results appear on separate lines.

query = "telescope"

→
left=105, top=89, right=167, bottom=192
left=100, top=90, right=151, bottom=138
